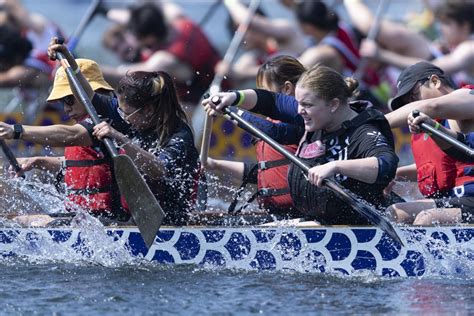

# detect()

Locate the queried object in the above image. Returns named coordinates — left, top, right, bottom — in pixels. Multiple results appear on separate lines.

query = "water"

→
left=0, top=1, right=472, bottom=315
left=0, top=263, right=472, bottom=315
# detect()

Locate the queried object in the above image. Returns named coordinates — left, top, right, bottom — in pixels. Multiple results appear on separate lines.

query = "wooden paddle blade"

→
left=113, top=155, right=165, bottom=248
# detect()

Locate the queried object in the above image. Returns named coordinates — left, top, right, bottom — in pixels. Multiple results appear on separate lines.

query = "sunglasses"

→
left=61, top=95, right=75, bottom=106
left=117, top=106, right=143, bottom=123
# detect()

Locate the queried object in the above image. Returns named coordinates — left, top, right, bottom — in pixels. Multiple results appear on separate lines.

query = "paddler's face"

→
left=61, top=95, right=87, bottom=121
left=118, top=96, right=154, bottom=130
left=296, top=86, right=334, bottom=132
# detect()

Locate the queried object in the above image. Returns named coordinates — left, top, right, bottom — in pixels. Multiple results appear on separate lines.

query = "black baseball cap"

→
left=389, top=62, right=445, bottom=111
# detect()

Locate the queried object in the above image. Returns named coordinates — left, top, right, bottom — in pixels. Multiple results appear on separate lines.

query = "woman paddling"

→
left=203, top=65, right=398, bottom=224
left=0, top=58, right=126, bottom=221
left=48, top=39, right=199, bottom=225
left=204, top=55, right=305, bottom=216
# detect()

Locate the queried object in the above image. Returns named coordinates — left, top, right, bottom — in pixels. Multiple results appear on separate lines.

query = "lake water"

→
left=0, top=1, right=472, bottom=315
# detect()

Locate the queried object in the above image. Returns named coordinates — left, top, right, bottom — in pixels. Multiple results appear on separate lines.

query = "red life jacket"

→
left=229, top=117, right=297, bottom=214
left=412, top=118, right=474, bottom=197
left=320, top=23, right=380, bottom=87
left=162, top=18, right=220, bottom=103
left=255, top=140, right=297, bottom=211
left=64, top=146, right=124, bottom=215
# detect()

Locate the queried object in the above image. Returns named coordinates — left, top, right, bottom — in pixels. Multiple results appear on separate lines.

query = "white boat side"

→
left=0, top=225, right=472, bottom=277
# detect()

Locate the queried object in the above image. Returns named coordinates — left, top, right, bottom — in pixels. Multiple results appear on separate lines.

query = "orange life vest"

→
left=64, top=146, right=123, bottom=215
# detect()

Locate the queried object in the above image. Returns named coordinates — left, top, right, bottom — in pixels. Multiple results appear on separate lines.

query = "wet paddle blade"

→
left=113, top=155, right=164, bottom=248
left=325, top=180, right=404, bottom=246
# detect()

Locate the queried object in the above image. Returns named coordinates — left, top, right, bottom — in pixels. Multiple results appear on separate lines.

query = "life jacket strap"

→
left=65, top=158, right=107, bottom=167
left=67, top=185, right=113, bottom=195
left=258, top=158, right=290, bottom=170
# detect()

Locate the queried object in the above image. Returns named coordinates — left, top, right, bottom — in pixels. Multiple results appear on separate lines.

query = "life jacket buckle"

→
left=259, top=161, right=268, bottom=170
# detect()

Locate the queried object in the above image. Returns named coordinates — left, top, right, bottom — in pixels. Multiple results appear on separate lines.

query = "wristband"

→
left=73, top=66, right=80, bottom=74
left=434, top=122, right=440, bottom=130
left=230, top=91, right=241, bottom=106
left=13, top=124, right=23, bottom=139
left=236, top=91, right=245, bottom=107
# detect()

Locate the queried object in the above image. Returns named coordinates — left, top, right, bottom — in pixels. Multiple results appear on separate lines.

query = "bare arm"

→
left=224, top=0, right=298, bottom=42
left=17, top=156, right=63, bottom=174
left=92, top=121, right=165, bottom=179
left=395, top=163, right=417, bottom=181
left=386, top=88, right=474, bottom=128
left=307, top=157, right=379, bottom=187
left=299, top=45, right=344, bottom=72
left=204, top=157, right=245, bottom=181
left=343, top=0, right=431, bottom=58
left=0, top=66, right=45, bottom=88
left=0, top=122, right=93, bottom=147
left=104, top=51, right=193, bottom=84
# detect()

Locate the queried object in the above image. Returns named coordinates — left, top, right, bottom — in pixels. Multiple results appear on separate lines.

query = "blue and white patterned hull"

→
left=0, top=226, right=472, bottom=277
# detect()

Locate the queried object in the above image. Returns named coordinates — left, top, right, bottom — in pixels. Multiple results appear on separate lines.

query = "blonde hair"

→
left=297, top=65, right=358, bottom=102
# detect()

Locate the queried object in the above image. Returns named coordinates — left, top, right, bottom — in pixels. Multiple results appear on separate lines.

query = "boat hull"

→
left=0, top=225, right=472, bottom=277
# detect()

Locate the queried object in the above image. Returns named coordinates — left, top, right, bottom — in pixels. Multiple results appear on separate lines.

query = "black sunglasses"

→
left=61, top=95, right=75, bottom=106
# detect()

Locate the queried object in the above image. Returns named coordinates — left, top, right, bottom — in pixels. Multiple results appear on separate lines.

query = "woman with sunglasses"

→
left=48, top=39, right=199, bottom=225
left=0, top=58, right=130, bottom=221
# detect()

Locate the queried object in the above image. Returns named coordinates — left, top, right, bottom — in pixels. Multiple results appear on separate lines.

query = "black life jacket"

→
left=288, top=106, right=394, bottom=225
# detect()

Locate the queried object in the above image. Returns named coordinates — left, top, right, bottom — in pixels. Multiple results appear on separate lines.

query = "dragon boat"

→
left=0, top=219, right=472, bottom=277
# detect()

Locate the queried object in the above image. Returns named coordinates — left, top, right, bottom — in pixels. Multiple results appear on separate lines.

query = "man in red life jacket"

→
left=100, top=2, right=220, bottom=106
left=385, top=62, right=474, bottom=224
left=0, top=59, right=129, bottom=221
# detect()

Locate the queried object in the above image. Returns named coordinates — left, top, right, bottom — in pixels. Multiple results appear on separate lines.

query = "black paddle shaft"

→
left=0, top=140, right=22, bottom=173
left=413, top=110, right=474, bottom=159
left=67, top=0, right=102, bottom=52
left=222, top=106, right=404, bottom=246
left=56, top=53, right=118, bottom=158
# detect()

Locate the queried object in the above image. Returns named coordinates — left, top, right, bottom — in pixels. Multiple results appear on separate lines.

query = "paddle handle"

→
left=67, top=0, right=102, bottom=52
left=0, top=140, right=22, bottom=174
left=56, top=52, right=118, bottom=158
left=353, top=0, right=390, bottom=82
left=413, top=110, right=474, bottom=158
left=200, top=0, right=262, bottom=162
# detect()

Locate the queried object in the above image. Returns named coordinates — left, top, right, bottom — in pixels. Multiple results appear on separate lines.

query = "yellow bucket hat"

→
left=47, top=58, right=113, bottom=101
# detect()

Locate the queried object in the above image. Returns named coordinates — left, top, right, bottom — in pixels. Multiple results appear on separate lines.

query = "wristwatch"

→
left=13, top=124, right=23, bottom=139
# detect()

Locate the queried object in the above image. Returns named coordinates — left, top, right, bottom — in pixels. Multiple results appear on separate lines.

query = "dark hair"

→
left=435, top=1, right=474, bottom=32
left=0, top=25, right=32, bottom=67
left=256, top=55, right=306, bottom=89
left=127, top=3, right=168, bottom=40
left=226, top=6, right=266, bottom=38
left=297, top=65, right=358, bottom=103
left=117, top=71, right=189, bottom=144
left=295, top=0, right=339, bottom=31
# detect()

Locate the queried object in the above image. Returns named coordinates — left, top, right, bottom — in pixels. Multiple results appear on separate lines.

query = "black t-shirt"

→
left=92, top=94, right=199, bottom=225
left=289, top=111, right=398, bottom=224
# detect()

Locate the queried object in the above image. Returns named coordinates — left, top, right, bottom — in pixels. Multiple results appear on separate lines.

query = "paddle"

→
left=55, top=52, right=164, bottom=249
left=353, top=0, right=390, bottom=82
left=413, top=110, right=474, bottom=159
left=195, top=0, right=262, bottom=211
left=198, top=0, right=222, bottom=27
left=219, top=105, right=404, bottom=246
left=0, top=140, right=23, bottom=176
left=67, top=0, right=103, bottom=52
